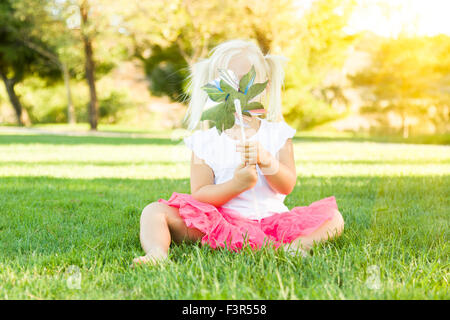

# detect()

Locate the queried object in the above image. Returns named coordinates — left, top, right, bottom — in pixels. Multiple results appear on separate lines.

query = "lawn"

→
left=0, top=129, right=448, bottom=299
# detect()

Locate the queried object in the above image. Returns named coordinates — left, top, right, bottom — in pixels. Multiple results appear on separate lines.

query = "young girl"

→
left=133, top=39, right=344, bottom=265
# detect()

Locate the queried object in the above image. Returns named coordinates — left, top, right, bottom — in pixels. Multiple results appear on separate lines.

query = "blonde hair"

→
left=184, top=39, right=288, bottom=130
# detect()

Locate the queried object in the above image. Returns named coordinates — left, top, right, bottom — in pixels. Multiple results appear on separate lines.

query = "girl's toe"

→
left=131, top=256, right=151, bottom=268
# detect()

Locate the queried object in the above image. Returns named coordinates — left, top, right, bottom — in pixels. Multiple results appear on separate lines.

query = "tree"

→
left=44, top=0, right=120, bottom=130
left=119, top=0, right=301, bottom=102
left=79, top=0, right=99, bottom=130
left=8, top=0, right=78, bottom=124
left=351, top=35, right=450, bottom=136
left=120, top=0, right=239, bottom=101
left=282, top=0, right=357, bottom=129
left=0, top=0, right=59, bottom=125
left=120, top=0, right=356, bottom=130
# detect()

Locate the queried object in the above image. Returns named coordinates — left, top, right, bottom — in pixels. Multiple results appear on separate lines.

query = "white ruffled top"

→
left=184, top=118, right=296, bottom=220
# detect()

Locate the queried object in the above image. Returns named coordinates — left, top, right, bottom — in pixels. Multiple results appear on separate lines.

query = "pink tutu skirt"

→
left=158, top=192, right=338, bottom=252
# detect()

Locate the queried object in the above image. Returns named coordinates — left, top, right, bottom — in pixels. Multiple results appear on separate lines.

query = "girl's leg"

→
left=133, top=202, right=204, bottom=265
left=287, top=209, right=344, bottom=253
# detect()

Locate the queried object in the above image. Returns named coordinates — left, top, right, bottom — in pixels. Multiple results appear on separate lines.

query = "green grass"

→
left=0, top=129, right=448, bottom=299
left=4, top=123, right=450, bottom=145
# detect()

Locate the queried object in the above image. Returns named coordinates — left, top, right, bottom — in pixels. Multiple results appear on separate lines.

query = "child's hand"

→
left=233, top=162, right=258, bottom=191
left=236, top=141, right=272, bottom=168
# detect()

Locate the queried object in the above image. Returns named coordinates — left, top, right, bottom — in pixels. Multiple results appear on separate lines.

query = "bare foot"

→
left=131, top=251, right=168, bottom=268
left=283, top=244, right=309, bottom=258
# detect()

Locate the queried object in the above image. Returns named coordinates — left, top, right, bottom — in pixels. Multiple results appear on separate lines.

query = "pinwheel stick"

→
left=234, top=99, right=260, bottom=216
left=233, top=99, right=247, bottom=148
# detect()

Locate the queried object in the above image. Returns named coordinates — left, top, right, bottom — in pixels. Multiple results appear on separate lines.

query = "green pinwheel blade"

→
left=201, top=83, right=227, bottom=102
left=219, top=111, right=236, bottom=133
left=200, top=102, right=235, bottom=133
left=239, top=65, right=256, bottom=94
left=246, top=80, right=268, bottom=101
left=219, top=79, right=236, bottom=95
left=200, top=102, right=225, bottom=121
left=243, top=101, right=264, bottom=111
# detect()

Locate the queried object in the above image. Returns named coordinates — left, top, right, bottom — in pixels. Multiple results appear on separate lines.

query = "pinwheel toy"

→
left=200, top=65, right=268, bottom=133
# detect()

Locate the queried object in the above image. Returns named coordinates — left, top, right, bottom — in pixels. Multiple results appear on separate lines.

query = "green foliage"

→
left=284, top=89, right=347, bottom=129
left=11, top=77, right=134, bottom=124
left=14, top=77, right=86, bottom=123
left=138, top=44, right=188, bottom=101
left=0, top=0, right=358, bottom=129
left=283, top=0, right=357, bottom=129
left=0, top=0, right=60, bottom=81
left=122, top=0, right=300, bottom=104
left=350, top=35, right=450, bottom=136
left=98, top=90, right=133, bottom=124
left=1, top=0, right=448, bottom=138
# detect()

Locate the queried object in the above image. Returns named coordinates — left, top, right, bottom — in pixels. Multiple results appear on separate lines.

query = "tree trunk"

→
left=62, top=63, right=75, bottom=124
left=0, top=71, right=25, bottom=126
left=403, top=122, right=409, bottom=139
left=401, top=112, right=409, bottom=139
left=80, top=0, right=98, bottom=131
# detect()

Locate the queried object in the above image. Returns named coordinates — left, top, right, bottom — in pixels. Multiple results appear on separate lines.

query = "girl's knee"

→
left=141, top=202, right=168, bottom=220
left=330, top=209, right=344, bottom=237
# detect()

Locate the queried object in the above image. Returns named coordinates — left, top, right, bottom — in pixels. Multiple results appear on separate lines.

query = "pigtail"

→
left=184, top=58, right=210, bottom=130
left=264, top=54, right=288, bottom=122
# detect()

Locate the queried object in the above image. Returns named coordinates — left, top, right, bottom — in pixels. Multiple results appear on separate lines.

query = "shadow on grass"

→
left=0, top=134, right=180, bottom=146
left=1, top=132, right=449, bottom=146
left=292, top=134, right=450, bottom=145
left=0, top=159, right=448, bottom=167
left=0, top=160, right=188, bottom=166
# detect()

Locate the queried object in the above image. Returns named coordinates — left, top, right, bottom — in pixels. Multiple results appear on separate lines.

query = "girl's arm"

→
left=237, top=139, right=296, bottom=195
left=189, top=153, right=258, bottom=207
left=260, top=139, right=297, bottom=195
